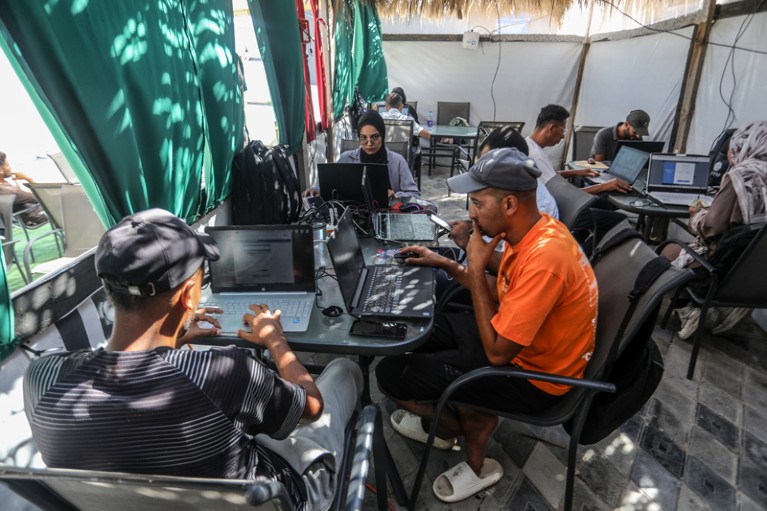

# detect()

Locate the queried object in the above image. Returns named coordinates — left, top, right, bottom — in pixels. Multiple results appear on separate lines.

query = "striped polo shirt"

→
left=24, top=345, right=309, bottom=509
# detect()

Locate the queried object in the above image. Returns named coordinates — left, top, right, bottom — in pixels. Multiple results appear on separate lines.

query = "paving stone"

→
left=739, top=459, right=767, bottom=509
left=645, top=397, right=693, bottom=447
left=740, top=490, right=767, bottom=511
left=688, top=426, right=738, bottom=484
left=590, top=431, right=640, bottom=479
left=494, top=419, right=538, bottom=468
left=701, top=357, right=743, bottom=399
left=639, top=424, right=686, bottom=478
left=617, top=481, right=656, bottom=510
left=575, top=450, right=628, bottom=507
left=743, top=405, right=767, bottom=445
left=695, top=403, right=739, bottom=451
left=743, top=431, right=767, bottom=473
left=684, top=455, right=736, bottom=509
left=630, top=451, right=680, bottom=511
left=744, top=367, right=767, bottom=418
left=677, top=483, right=714, bottom=511
left=661, top=342, right=700, bottom=398
left=522, top=443, right=566, bottom=508
left=505, top=476, right=555, bottom=511
left=571, top=478, right=611, bottom=511
left=698, top=381, right=743, bottom=427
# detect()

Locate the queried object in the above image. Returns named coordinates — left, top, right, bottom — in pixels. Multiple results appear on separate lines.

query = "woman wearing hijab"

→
left=665, top=120, right=767, bottom=338
left=338, top=110, right=420, bottom=197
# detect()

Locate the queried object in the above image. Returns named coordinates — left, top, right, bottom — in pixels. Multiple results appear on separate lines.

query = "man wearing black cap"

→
left=590, top=109, right=651, bottom=161
left=375, top=149, right=598, bottom=502
left=23, top=208, right=362, bottom=511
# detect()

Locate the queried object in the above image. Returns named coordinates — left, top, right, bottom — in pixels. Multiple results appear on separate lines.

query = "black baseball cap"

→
left=95, top=208, right=219, bottom=296
left=447, top=148, right=541, bottom=194
left=626, top=110, right=650, bottom=137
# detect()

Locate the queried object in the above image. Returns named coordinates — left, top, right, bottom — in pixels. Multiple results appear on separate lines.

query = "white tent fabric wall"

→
left=687, top=11, right=767, bottom=154
left=382, top=40, right=582, bottom=134
left=573, top=27, right=694, bottom=156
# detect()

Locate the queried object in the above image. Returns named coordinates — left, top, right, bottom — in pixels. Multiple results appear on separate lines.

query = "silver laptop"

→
left=326, top=209, right=434, bottom=318
left=589, top=146, right=651, bottom=185
left=646, top=154, right=713, bottom=207
left=202, top=225, right=315, bottom=333
left=361, top=168, right=436, bottom=243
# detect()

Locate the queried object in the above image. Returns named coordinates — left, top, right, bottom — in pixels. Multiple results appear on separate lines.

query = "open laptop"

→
left=201, top=225, right=316, bottom=333
left=614, top=139, right=666, bottom=158
left=326, top=209, right=434, bottom=319
left=646, top=153, right=713, bottom=207
left=589, top=146, right=651, bottom=185
left=317, top=163, right=389, bottom=206
left=362, top=168, right=436, bottom=242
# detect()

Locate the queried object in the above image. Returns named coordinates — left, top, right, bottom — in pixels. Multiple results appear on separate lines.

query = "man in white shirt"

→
left=380, top=93, right=431, bottom=140
left=526, top=104, right=631, bottom=195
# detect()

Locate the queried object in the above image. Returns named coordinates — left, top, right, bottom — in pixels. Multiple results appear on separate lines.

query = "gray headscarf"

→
left=726, top=121, right=767, bottom=224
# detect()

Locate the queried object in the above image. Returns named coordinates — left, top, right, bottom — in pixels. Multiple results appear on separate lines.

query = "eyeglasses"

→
left=359, top=134, right=381, bottom=144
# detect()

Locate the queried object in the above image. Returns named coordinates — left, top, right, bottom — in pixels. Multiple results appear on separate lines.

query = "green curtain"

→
left=0, top=254, right=18, bottom=362
left=332, top=0, right=388, bottom=120
left=0, top=0, right=244, bottom=225
left=246, top=0, right=305, bottom=155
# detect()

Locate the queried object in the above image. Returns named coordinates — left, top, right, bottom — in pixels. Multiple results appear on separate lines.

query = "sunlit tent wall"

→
left=376, top=0, right=767, bottom=167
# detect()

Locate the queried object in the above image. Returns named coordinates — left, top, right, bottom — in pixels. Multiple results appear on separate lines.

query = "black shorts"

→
left=375, top=312, right=560, bottom=413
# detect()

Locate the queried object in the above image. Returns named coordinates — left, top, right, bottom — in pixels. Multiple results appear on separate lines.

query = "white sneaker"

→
left=712, top=307, right=752, bottom=335
left=678, top=307, right=701, bottom=340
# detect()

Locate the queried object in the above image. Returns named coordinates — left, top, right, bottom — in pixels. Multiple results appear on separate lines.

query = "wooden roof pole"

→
left=671, top=0, right=717, bottom=153
left=562, top=0, right=595, bottom=161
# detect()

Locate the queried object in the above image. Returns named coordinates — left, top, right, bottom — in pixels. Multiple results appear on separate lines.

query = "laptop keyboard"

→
left=361, top=266, right=403, bottom=315
left=381, top=214, right=435, bottom=241
left=650, top=192, right=712, bottom=207
left=204, top=297, right=312, bottom=318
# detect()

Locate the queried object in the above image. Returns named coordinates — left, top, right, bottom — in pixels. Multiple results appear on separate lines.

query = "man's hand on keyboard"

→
left=240, top=304, right=285, bottom=347
left=177, top=306, right=223, bottom=344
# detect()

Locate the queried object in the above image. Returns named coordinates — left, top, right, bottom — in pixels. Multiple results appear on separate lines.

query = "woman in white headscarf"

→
left=666, top=120, right=767, bottom=338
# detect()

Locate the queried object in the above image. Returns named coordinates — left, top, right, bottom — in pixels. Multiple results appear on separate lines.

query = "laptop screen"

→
left=325, top=209, right=366, bottom=313
left=607, top=146, right=651, bottom=183
left=318, top=163, right=390, bottom=206
left=647, top=154, right=711, bottom=193
left=205, top=225, right=315, bottom=293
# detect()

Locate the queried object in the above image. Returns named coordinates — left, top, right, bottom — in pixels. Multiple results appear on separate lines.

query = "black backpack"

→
left=231, top=140, right=301, bottom=225
left=708, top=128, right=736, bottom=189
left=565, top=229, right=667, bottom=445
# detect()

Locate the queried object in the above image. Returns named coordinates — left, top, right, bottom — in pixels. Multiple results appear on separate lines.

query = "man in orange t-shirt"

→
left=375, top=147, right=597, bottom=502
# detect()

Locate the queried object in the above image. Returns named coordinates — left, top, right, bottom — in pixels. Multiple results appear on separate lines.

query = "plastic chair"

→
left=470, top=121, right=526, bottom=164
left=406, top=226, right=693, bottom=511
left=0, top=194, right=50, bottom=283
left=544, top=174, right=598, bottom=230
left=436, top=102, right=470, bottom=126
left=572, top=126, right=602, bottom=161
left=657, top=222, right=767, bottom=379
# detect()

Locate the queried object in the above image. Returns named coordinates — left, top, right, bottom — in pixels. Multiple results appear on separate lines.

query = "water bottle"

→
left=427, top=110, right=434, bottom=128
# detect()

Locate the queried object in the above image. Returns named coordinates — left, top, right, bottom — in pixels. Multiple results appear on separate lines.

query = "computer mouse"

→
left=322, top=305, right=344, bottom=317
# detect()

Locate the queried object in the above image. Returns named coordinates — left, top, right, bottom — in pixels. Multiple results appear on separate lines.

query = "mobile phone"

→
left=428, top=214, right=452, bottom=231
left=303, top=195, right=330, bottom=218
left=350, top=319, right=407, bottom=339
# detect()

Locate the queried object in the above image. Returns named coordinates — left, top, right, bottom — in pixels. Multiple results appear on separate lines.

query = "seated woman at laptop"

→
left=304, top=110, right=420, bottom=200
left=663, top=120, right=767, bottom=338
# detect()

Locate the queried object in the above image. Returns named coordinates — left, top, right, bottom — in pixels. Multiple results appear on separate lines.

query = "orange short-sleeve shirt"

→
left=490, top=214, right=598, bottom=395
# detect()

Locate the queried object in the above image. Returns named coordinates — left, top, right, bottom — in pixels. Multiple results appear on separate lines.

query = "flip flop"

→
left=432, top=459, right=503, bottom=503
left=390, top=409, right=459, bottom=450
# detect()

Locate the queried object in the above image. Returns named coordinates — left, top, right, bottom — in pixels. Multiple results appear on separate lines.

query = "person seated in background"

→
left=527, top=105, right=631, bottom=195
left=380, top=92, right=431, bottom=140
left=24, top=208, right=362, bottom=511
left=662, top=121, right=767, bottom=339
left=376, top=148, right=597, bottom=503
left=304, top=110, right=420, bottom=199
left=0, top=151, right=48, bottom=227
left=391, top=86, right=419, bottom=124
left=590, top=109, right=651, bottom=161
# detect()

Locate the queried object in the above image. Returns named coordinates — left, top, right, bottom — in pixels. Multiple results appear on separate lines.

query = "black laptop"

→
left=317, top=163, right=389, bottom=206
left=326, top=209, right=434, bottom=318
left=589, top=146, right=651, bottom=185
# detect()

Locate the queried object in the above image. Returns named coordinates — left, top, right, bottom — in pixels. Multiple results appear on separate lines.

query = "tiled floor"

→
left=359, top=162, right=767, bottom=511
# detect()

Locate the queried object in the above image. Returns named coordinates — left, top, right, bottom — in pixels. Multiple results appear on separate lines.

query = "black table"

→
left=607, top=194, right=690, bottom=241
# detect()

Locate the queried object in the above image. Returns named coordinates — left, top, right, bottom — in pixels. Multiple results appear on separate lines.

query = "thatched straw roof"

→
left=372, top=0, right=591, bottom=23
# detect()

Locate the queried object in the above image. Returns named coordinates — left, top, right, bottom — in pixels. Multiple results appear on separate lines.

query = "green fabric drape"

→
left=332, top=0, right=388, bottom=120
left=246, top=0, right=305, bottom=155
left=0, top=255, right=18, bottom=362
left=0, top=0, right=244, bottom=225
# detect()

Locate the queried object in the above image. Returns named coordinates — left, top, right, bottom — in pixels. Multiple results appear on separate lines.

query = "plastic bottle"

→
left=427, top=110, right=434, bottom=128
